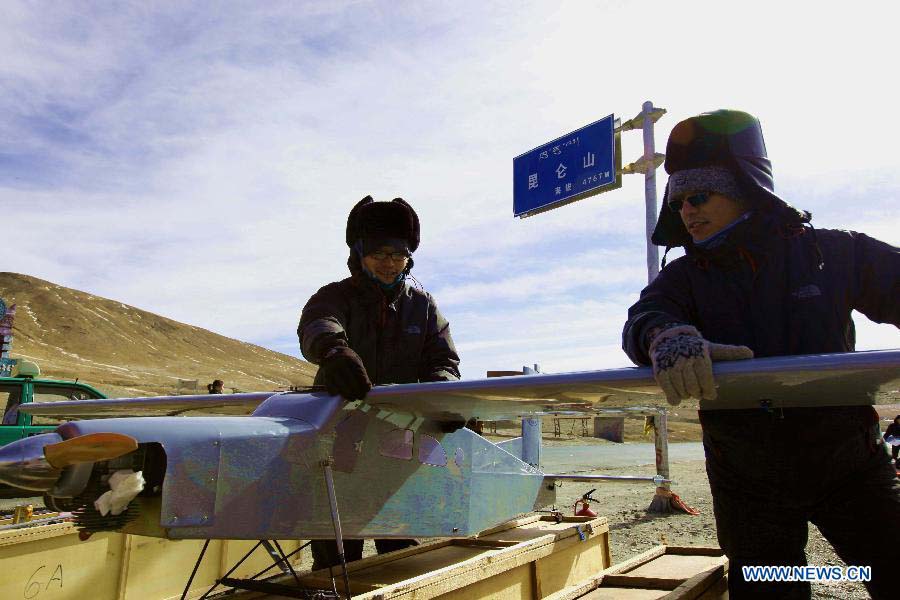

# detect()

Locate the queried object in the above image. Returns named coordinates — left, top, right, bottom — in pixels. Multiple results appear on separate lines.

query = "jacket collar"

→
left=685, top=211, right=783, bottom=269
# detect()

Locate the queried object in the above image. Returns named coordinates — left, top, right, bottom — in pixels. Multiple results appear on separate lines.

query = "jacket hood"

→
left=652, top=109, right=810, bottom=248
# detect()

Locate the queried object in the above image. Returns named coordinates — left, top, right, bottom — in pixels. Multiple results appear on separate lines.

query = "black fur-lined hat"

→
left=346, top=196, right=420, bottom=253
left=652, top=109, right=809, bottom=247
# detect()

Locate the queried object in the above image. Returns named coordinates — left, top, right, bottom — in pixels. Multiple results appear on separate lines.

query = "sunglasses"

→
left=668, top=191, right=711, bottom=212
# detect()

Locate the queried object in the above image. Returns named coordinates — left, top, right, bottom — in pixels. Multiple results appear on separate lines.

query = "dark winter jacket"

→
left=885, top=420, right=900, bottom=440
left=623, top=214, right=900, bottom=370
left=299, top=258, right=460, bottom=386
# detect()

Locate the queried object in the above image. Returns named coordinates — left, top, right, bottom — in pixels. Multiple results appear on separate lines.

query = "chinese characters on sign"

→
left=513, top=114, right=619, bottom=217
left=537, top=135, right=581, bottom=160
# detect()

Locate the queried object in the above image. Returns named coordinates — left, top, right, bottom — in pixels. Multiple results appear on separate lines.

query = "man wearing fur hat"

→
left=622, top=110, right=899, bottom=599
left=299, top=196, right=460, bottom=571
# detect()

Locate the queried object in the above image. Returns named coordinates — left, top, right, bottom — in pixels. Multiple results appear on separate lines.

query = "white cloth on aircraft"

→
left=94, top=469, right=145, bottom=516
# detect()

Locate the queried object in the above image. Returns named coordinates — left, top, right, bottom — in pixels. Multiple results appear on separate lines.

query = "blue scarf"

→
left=694, top=211, right=754, bottom=249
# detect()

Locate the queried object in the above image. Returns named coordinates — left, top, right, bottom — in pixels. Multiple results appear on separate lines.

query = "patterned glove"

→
left=318, top=346, right=372, bottom=400
left=648, top=325, right=753, bottom=405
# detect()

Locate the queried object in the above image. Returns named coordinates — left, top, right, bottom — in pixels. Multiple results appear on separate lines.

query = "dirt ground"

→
left=478, top=415, right=884, bottom=600
left=551, top=460, right=873, bottom=600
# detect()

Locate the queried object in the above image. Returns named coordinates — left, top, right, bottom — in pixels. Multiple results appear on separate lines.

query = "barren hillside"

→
left=0, top=272, right=316, bottom=397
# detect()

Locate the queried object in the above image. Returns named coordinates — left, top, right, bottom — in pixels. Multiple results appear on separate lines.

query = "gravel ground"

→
left=549, top=459, right=873, bottom=600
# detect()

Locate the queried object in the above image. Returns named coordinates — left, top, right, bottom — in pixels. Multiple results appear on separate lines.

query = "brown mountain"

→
left=0, top=272, right=316, bottom=397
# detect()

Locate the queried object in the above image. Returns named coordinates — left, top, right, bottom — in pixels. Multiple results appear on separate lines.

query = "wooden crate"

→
left=0, top=520, right=305, bottom=600
left=242, top=515, right=611, bottom=599
left=545, top=545, right=728, bottom=600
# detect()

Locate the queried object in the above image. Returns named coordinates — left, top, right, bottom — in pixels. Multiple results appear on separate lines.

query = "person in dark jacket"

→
left=622, top=109, right=900, bottom=600
left=299, top=195, right=461, bottom=571
left=884, top=415, right=900, bottom=468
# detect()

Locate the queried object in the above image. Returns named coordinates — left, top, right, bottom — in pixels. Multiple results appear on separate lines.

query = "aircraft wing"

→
left=20, top=349, right=899, bottom=422
left=19, top=392, right=277, bottom=418
left=361, top=349, right=900, bottom=421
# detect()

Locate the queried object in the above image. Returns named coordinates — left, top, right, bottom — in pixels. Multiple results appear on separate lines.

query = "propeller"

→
left=43, top=432, right=139, bottom=469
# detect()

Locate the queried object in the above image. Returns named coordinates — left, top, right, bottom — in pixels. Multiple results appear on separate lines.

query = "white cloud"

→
left=2, top=1, right=897, bottom=382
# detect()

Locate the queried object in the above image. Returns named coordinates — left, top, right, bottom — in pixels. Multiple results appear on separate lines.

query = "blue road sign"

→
left=513, top=114, right=618, bottom=217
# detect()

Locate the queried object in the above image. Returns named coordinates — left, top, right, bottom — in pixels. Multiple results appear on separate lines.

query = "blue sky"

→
left=3, top=1, right=899, bottom=379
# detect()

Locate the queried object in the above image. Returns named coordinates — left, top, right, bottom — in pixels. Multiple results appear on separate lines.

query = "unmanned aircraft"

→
left=0, top=350, right=896, bottom=543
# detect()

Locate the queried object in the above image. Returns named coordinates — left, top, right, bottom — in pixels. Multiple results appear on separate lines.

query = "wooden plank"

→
left=455, top=539, right=520, bottom=548
left=0, top=521, right=307, bottom=600
left=289, top=517, right=609, bottom=600
left=0, top=520, right=74, bottom=547
left=358, top=539, right=553, bottom=599
left=600, top=545, right=668, bottom=575
left=541, top=577, right=601, bottom=600
left=599, top=575, right=681, bottom=589
left=124, top=537, right=223, bottom=600
left=0, top=530, right=123, bottom=600
left=385, top=537, right=606, bottom=600
left=480, top=517, right=607, bottom=545
left=534, top=531, right=611, bottom=596
left=694, top=573, right=728, bottom=600
left=532, top=559, right=543, bottom=599
left=666, top=565, right=726, bottom=600
left=545, top=544, right=727, bottom=600
left=115, top=533, right=133, bottom=600
left=301, top=545, right=493, bottom=591
left=665, top=546, right=724, bottom=557
left=624, top=555, right=725, bottom=580
left=601, top=533, right=612, bottom=571
left=300, top=536, right=455, bottom=578
left=398, top=526, right=607, bottom=599
left=541, top=547, right=668, bottom=600
left=579, top=588, right=669, bottom=600
left=434, top=563, right=534, bottom=600
left=475, top=514, right=543, bottom=537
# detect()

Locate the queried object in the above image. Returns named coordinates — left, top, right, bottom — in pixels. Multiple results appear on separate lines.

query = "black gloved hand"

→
left=318, top=346, right=372, bottom=400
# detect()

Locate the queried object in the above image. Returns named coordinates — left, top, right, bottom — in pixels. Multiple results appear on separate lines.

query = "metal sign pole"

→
left=652, top=408, right=670, bottom=492
left=620, top=102, right=665, bottom=282
left=641, top=101, right=661, bottom=283
left=521, top=364, right=542, bottom=469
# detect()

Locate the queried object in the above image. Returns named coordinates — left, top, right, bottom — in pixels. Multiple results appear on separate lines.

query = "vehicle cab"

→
left=0, top=359, right=106, bottom=448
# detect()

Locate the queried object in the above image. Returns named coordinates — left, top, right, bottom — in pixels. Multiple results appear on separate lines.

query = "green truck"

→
left=0, top=360, right=106, bottom=497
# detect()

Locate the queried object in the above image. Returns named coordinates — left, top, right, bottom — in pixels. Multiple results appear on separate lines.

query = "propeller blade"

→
left=43, top=433, right=139, bottom=469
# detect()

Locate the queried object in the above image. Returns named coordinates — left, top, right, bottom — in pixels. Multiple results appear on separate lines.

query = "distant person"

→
left=884, top=415, right=900, bottom=469
left=622, top=109, right=900, bottom=599
left=298, top=195, right=460, bottom=571
left=207, top=379, right=224, bottom=394
left=2, top=388, right=22, bottom=425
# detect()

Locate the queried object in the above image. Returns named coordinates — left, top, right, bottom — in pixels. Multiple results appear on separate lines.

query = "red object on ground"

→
left=647, top=486, right=701, bottom=515
left=574, top=499, right=598, bottom=517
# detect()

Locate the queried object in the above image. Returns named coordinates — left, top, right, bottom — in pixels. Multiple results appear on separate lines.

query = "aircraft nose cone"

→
left=0, top=432, right=63, bottom=491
